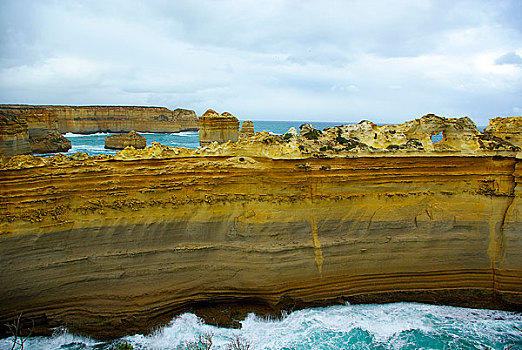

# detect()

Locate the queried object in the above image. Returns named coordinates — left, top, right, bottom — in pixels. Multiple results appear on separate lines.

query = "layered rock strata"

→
left=239, top=121, right=255, bottom=138
left=485, top=117, right=522, bottom=147
left=0, top=111, right=31, bottom=157
left=0, top=106, right=72, bottom=154
left=0, top=114, right=521, bottom=340
left=198, top=109, right=240, bottom=146
left=105, top=131, right=146, bottom=150
left=0, top=104, right=198, bottom=134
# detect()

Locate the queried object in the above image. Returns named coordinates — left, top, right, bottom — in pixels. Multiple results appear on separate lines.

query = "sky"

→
left=0, top=0, right=521, bottom=125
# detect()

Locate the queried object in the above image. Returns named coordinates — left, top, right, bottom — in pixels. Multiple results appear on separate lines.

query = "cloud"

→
left=0, top=0, right=521, bottom=125
left=495, top=51, right=522, bottom=65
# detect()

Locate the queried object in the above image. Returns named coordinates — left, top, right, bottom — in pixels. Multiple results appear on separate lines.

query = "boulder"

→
left=30, top=131, right=72, bottom=154
left=105, top=131, right=146, bottom=150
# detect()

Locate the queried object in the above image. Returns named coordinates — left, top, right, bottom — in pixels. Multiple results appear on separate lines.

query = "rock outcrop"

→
left=198, top=109, right=240, bottom=146
left=239, top=121, right=255, bottom=138
left=485, top=117, right=522, bottom=147
left=0, top=107, right=71, bottom=155
left=0, top=104, right=198, bottom=134
left=0, top=111, right=31, bottom=157
left=29, top=130, right=72, bottom=154
left=0, top=114, right=521, bottom=340
left=105, top=131, right=146, bottom=150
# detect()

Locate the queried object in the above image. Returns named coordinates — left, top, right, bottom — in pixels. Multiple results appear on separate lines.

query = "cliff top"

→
left=1, top=114, right=521, bottom=169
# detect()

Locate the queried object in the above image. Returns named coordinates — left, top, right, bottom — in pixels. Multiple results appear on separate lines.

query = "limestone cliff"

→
left=0, top=104, right=198, bottom=134
left=0, top=111, right=31, bottom=157
left=105, top=131, right=146, bottom=150
left=0, top=106, right=72, bottom=154
left=0, top=114, right=521, bottom=340
left=198, top=109, right=240, bottom=146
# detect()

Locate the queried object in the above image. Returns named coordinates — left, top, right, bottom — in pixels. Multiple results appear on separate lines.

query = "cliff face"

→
left=0, top=115, right=521, bottom=340
left=198, top=109, right=240, bottom=146
left=0, top=106, right=72, bottom=154
left=0, top=105, right=198, bottom=135
left=0, top=112, right=31, bottom=157
left=53, top=106, right=198, bottom=133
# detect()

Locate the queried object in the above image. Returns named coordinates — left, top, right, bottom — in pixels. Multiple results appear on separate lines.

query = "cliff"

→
left=0, top=111, right=31, bottom=157
left=0, top=106, right=72, bottom=154
left=0, top=104, right=198, bottom=135
left=105, top=131, right=146, bottom=150
left=0, top=115, right=521, bottom=340
left=198, top=109, right=240, bottom=146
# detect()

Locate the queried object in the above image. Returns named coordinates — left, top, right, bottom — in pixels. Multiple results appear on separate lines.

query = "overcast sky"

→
left=0, top=0, right=521, bottom=124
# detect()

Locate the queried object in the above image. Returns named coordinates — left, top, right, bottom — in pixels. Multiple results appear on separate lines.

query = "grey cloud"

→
left=495, top=52, right=522, bottom=65
left=0, top=0, right=521, bottom=126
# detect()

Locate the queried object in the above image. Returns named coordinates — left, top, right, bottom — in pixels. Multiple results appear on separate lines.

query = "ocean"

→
left=1, top=303, right=521, bottom=349
left=2, top=120, right=520, bottom=349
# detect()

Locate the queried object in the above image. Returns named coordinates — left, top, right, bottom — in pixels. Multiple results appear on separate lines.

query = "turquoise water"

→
left=1, top=303, right=521, bottom=349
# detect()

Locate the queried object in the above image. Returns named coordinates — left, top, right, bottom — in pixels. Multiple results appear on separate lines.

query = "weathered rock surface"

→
left=198, top=109, right=240, bottom=146
left=485, top=117, right=522, bottom=147
left=239, top=121, right=255, bottom=138
left=0, top=106, right=72, bottom=154
left=0, top=104, right=198, bottom=134
left=0, top=114, right=521, bottom=340
left=0, top=111, right=31, bottom=157
left=105, top=131, right=146, bottom=150
left=29, top=130, right=72, bottom=154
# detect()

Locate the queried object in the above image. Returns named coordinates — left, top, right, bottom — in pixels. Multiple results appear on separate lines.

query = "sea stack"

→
left=198, top=109, right=240, bottom=146
left=239, top=121, right=255, bottom=138
left=105, top=131, right=147, bottom=150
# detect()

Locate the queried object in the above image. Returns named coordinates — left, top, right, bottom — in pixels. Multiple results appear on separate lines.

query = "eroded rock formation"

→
left=239, top=121, right=255, bottom=138
left=105, top=131, right=146, bottom=150
left=485, top=117, right=522, bottom=147
left=0, top=106, right=72, bottom=154
left=198, top=109, right=240, bottom=146
left=0, top=111, right=31, bottom=157
left=0, top=114, right=521, bottom=340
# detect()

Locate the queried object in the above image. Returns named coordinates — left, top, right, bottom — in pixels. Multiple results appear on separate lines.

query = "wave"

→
left=2, top=303, right=520, bottom=349
left=64, top=132, right=112, bottom=138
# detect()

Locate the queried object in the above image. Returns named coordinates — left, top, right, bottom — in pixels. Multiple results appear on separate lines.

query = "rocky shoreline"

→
left=0, top=114, right=521, bottom=339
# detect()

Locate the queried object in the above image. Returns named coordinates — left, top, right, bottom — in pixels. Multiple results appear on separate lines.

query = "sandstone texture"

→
left=105, top=131, right=147, bottom=150
left=0, top=111, right=31, bottom=157
left=485, top=117, right=522, bottom=147
left=0, top=114, right=521, bottom=340
left=0, top=106, right=72, bottom=154
left=0, top=104, right=198, bottom=134
left=198, top=109, right=240, bottom=146
left=239, top=121, right=255, bottom=138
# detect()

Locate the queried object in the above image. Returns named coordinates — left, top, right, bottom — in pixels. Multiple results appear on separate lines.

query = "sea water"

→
left=4, top=121, right=518, bottom=349
left=1, top=303, right=521, bottom=349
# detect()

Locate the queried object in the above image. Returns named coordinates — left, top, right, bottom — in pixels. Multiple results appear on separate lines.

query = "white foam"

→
left=64, top=132, right=112, bottom=138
